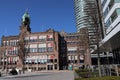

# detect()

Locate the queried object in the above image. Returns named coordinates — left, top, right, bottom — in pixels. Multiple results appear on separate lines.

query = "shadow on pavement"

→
left=1, top=73, right=53, bottom=79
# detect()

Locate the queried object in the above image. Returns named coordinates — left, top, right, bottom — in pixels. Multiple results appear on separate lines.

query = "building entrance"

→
left=47, top=65, right=53, bottom=70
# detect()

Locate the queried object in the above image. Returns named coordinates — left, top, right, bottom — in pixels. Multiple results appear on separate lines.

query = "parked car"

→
left=9, top=68, right=18, bottom=75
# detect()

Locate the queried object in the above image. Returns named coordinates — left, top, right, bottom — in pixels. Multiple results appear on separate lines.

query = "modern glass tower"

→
left=74, top=0, right=97, bottom=32
left=74, top=0, right=103, bottom=53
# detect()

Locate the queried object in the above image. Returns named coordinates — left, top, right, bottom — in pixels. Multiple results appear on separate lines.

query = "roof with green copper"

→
left=22, top=12, right=30, bottom=23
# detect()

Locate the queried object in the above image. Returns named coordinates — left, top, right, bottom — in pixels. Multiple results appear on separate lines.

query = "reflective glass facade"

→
left=74, top=0, right=97, bottom=32
left=74, top=0, right=101, bottom=52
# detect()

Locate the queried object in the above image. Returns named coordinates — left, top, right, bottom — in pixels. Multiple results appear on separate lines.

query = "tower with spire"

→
left=20, top=11, right=31, bottom=33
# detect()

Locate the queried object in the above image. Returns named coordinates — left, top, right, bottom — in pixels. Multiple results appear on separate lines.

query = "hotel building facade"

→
left=1, top=29, right=62, bottom=71
left=0, top=11, right=91, bottom=71
left=0, top=12, right=62, bottom=71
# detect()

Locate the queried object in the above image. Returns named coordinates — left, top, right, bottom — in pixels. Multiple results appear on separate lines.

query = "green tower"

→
left=20, top=11, right=31, bottom=33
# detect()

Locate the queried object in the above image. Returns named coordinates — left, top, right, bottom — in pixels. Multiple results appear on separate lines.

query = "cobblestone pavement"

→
left=0, top=71, right=74, bottom=80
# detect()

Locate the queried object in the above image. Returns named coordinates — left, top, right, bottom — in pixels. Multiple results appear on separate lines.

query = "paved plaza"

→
left=0, top=71, right=74, bottom=80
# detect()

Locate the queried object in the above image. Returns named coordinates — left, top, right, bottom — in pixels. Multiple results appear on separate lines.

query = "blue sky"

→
left=0, top=0, right=76, bottom=38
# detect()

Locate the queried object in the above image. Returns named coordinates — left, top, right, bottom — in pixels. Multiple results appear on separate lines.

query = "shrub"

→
left=75, top=68, right=99, bottom=78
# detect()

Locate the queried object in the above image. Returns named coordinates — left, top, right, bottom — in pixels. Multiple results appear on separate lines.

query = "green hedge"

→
left=75, top=69, right=99, bottom=78
left=75, top=76, right=120, bottom=80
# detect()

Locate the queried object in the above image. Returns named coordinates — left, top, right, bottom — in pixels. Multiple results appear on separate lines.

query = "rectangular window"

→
left=105, top=9, right=120, bottom=28
left=39, top=35, right=46, bottom=42
left=6, top=41, right=9, bottom=46
left=68, top=56, right=71, bottom=60
left=111, top=10, right=118, bottom=22
left=116, top=8, right=120, bottom=15
left=67, top=47, right=77, bottom=54
left=108, top=0, right=115, bottom=10
left=115, top=0, right=120, bottom=3
left=102, top=0, right=107, bottom=7
left=47, top=35, right=53, bottom=41
left=47, top=43, right=53, bottom=52
left=30, top=36, right=37, bottom=42
left=38, top=48, right=46, bottom=53
left=103, top=7, right=109, bottom=18
left=48, top=47, right=53, bottom=52
left=30, top=48, right=37, bottom=53
left=10, top=40, right=18, bottom=46
left=39, top=39, right=46, bottom=42
left=105, top=19, right=111, bottom=28
left=3, top=41, right=6, bottom=46
left=30, top=44, right=37, bottom=53
left=38, top=44, right=46, bottom=53
left=68, top=51, right=77, bottom=54
left=24, top=37, right=29, bottom=43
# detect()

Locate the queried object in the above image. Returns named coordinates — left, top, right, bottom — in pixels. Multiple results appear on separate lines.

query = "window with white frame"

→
left=47, top=35, right=53, bottom=41
left=30, top=36, right=37, bottom=42
left=30, top=44, right=37, bottom=53
left=39, top=35, right=46, bottom=42
left=38, top=44, right=46, bottom=53
left=47, top=43, right=53, bottom=52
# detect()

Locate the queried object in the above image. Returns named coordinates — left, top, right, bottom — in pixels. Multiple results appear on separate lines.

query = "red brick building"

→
left=60, top=29, right=91, bottom=69
left=0, top=12, right=62, bottom=71
left=1, top=29, right=62, bottom=71
left=0, top=12, right=91, bottom=71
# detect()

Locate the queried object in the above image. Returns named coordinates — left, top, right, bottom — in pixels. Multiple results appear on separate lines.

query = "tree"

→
left=17, top=11, right=31, bottom=73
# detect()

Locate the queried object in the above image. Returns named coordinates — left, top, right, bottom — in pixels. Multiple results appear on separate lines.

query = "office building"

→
left=74, top=0, right=103, bottom=53
left=100, top=0, right=120, bottom=64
